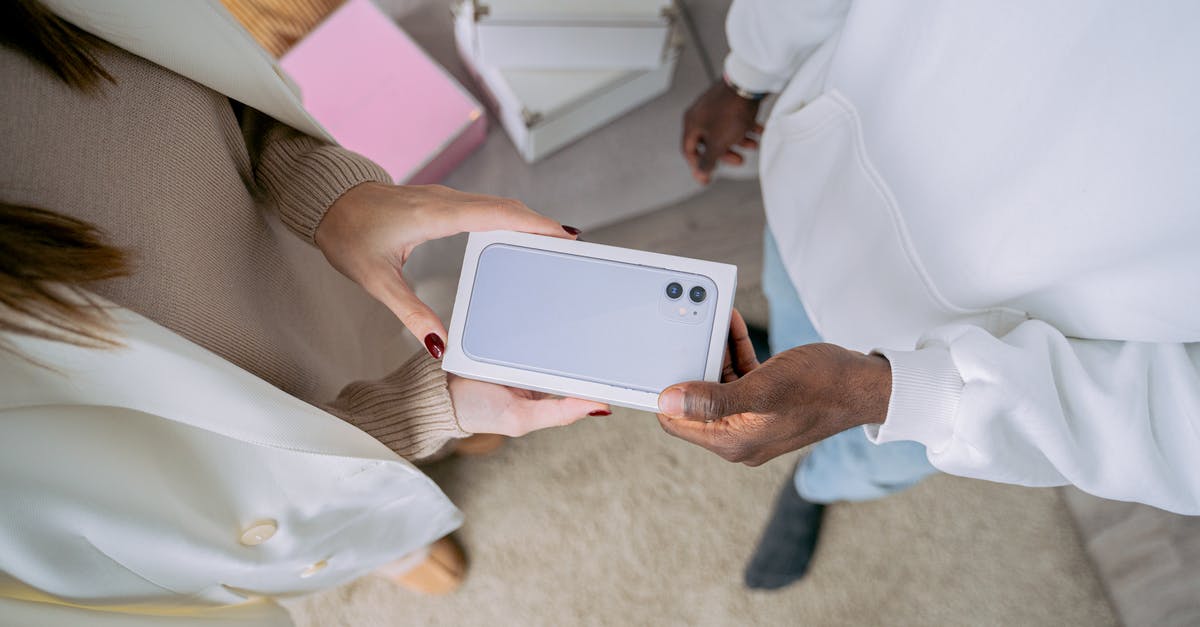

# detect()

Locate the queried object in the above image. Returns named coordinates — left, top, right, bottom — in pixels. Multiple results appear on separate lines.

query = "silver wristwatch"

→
left=722, top=71, right=769, bottom=101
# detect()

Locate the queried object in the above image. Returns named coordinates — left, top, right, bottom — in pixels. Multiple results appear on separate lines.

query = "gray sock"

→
left=743, top=475, right=825, bottom=590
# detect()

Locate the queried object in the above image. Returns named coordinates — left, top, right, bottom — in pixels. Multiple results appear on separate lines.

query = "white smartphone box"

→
left=461, top=0, right=677, bottom=71
left=455, top=5, right=680, bottom=163
left=443, top=231, right=737, bottom=412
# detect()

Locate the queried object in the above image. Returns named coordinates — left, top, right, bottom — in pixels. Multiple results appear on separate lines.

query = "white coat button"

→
left=300, top=560, right=328, bottom=578
left=239, top=520, right=277, bottom=546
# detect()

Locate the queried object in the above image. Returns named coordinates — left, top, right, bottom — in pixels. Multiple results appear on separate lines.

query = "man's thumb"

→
left=658, top=381, right=745, bottom=422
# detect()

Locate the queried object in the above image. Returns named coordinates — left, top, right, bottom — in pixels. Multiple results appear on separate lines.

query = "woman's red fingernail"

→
left=562, top=225, right=582, bottom=236
left=588, top=410, right=612, bottom=416
left=424, top=333, right=445, bottom=360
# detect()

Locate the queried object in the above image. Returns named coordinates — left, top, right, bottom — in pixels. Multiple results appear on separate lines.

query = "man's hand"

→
left=656, top=311, right=892, bottom=465
left=681, top=80, right=764, bottom=184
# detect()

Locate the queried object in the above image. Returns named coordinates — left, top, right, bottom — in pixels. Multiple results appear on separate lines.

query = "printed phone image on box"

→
left=443, top=231, right=737, bottom=412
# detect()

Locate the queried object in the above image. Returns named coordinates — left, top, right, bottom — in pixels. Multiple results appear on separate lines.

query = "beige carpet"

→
left=287, top=412, right=1115, bottom=626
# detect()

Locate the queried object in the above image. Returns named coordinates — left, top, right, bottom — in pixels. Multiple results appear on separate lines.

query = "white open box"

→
left=455, top=7, right=681, bottom=163
left=443, top=231, right=737, bottom=412
left=462, top=0, right=677, bottom=70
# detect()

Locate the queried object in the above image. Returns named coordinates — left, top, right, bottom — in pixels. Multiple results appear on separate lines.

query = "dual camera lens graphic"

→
left=665, top=282, right=706, bottom=304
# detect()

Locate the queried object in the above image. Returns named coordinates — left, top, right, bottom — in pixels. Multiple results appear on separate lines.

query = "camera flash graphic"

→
left=678, top=307, right=688, bottom=316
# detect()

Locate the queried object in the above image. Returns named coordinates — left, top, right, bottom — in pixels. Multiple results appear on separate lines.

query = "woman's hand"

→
left=655, top=309, right=892, bottom=466
left=315, top=183, right=579, bottom=359
left=448, top=375, right=611, bottom=437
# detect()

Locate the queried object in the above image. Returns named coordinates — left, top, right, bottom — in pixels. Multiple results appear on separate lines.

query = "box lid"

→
left=282, top=0, right=483, bottom=183
left=503, top=68, right=629, bottom=123
left=495, top=43, right=678, bottom=125
left=477, top=0, right=674, bottom=23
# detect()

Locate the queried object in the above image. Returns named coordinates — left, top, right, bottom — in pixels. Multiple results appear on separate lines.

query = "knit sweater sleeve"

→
left=322, top=351, right=470, bottom=462
left=237, top=105, right=391, bottom=242
left=233, top=107, right=466, bottom=460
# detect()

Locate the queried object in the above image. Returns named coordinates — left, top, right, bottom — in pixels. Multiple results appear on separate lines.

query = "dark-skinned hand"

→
left=681, top=80, right=764, bottom=184
left=656, top=309, right=893, bottom=466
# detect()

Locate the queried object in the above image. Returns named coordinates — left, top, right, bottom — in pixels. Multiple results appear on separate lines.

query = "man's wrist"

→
left=827, top=351, right=893, bottom=434
left=722, top=71, right=770, bottom=101
left=722, top=51, right=788, bottom=95
left=857, top=353, right=893, bottom=427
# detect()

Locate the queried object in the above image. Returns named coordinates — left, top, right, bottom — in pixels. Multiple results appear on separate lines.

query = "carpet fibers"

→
left=288, top=411, right=1115, bottom=626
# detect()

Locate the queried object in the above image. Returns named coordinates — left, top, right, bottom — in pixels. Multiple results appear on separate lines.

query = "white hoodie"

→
left=726, top=0, right=1200, bottom=513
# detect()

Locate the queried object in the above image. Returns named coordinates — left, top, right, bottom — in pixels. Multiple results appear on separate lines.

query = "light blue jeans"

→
left=762, top=232, right=937, bottom=504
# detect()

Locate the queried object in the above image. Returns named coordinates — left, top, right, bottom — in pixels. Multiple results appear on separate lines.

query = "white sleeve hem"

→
left=863, top=347, right=963, bottom=449
left=723, top=52, right=789, bottom=95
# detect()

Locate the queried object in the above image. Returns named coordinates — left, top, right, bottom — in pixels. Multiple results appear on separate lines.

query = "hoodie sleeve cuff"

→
left=863, top=347, right=963, bottom=449
left=723, top=52, right=790, bottom=95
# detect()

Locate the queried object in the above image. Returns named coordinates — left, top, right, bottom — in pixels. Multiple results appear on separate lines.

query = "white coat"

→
left=0, top=303, right=462, bottom=623
left=1, top=2, right=460, bottom=622
left=726, top=0, right=1200, bottom=513
left=42, top=0, right=333, bottom=142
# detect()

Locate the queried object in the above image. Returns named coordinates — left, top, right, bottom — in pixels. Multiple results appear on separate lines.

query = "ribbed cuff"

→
left=328, top=352, right=468, bottom=462
left=723, top=52, right=789, bottom=95
left=863, top=347, right=963, bottom=449
left=256, top=134, right=393, bottom=242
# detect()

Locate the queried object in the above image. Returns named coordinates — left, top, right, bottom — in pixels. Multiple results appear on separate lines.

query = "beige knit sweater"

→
left=0, top=44, right=468, bottom=460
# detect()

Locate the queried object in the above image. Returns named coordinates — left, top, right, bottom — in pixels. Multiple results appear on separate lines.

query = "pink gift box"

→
left=281, top=0, right=487, bottom=184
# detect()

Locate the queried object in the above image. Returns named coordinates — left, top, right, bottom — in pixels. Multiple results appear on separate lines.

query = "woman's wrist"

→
left=314, top=181, right=393, bottom=255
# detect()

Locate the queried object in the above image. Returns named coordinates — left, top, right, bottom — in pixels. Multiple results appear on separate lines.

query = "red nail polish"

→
left=562, top=225, right=582, bottom=236
left=588, top=410, right=612, bottom=416
left=424, top=333, right=445, bottom=360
